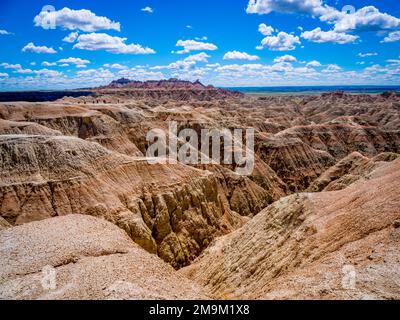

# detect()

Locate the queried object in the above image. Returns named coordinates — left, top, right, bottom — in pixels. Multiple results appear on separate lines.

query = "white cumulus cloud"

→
left=58, top=57, right=90, bottom=65
left=63, top=32, right=79, bottom=43
left=274, top=54, right=297, bottom=63
left=381, top=31, right=400, bottom=43
left=223, top=51, right=260, bottom=61
left=103, top=63, right=127, bottom=69
left=247, top=1, right=400, bottom=35
left=22, top=42, right=57, bottom=54
left=41, top=61, right=57, bottom=66
left=333, top=6, right=400, bottom=33
left=301, top=28, right=358, bottom=44
left=322, top=64, right=342, bottom=73
left=246, top=0, right=335, bottom=18
left=258, top=23, right=274, bottom=36
left=34, top=7, right=120, bottom=32
left=73, top=33, right=156, bottom=54
left=0, top=63, right=34, bottom=74
left=0, top=29, right=12, bottom=35
left=175, top=39, right=218, bottom=54
left=259, top=31, right=300, bottom=51
left=306, top=60, right=322, bottom=67
left=141, top=7, right=153, bottom=13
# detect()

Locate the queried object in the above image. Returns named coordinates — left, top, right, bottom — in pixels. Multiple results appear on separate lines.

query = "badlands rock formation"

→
left=0, top=215, right=208, bottom=299
left=182, top=159, right=400, bottom=300
left=0, top=134, right=248, bottom=268
left=0, top=85, right=399, bottom=299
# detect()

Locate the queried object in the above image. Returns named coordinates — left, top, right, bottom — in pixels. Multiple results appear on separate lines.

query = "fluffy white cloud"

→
left=0, top=62, right=63, bottom=76
left=381, top=31, right=400, bottom=43
left=247, top=1, right=400, bottom=34
left=34, top=7, right=120, bottom=32
left=333, top=6, right=400, bottom=33
left=274, top=54, right=296, bottom=63
left=322, top=64, right=342, bottom=73
left=141, top=7, right=153, bottom=13
left=258, top=23, right=274, bottom=36
left=58, top=57, right=90, bottom=66
left=22, top=42, right=57, bottom=54
left=15, top=69, right=34, bottom=74
left=73, top=33, right=156, bottom=54
left=175, top=39, right=218, bottom=54
left=0, top=72, right=8, bottom=77
left=42, top=61, right=57, bottom=66
left=152, top=53, right=210, bottom=73
left=301, top=28, right=358, bottom=44
left=223, top=51, right=259, bottom=61
left=0, top=29, right=11, bottom=35
left=0, top=63, right=30, bottom=75
left=386, top=59, right=400, bottom=64
left=63, top=32, right=79, bottom=43
left=34, top=68, right=63, bottom=77
left=306, top=60, right=322, bottom=67
left=259, top=32, right=300, bottom=51
left=0, top=63, right=22, bottom=69
left=184, top=52, right=210, bottom=63
left=358, top=52, right=377, bottom=58
left=246, top=0, right=334, bottom=18
left=103, top=63, right=127, bottom=69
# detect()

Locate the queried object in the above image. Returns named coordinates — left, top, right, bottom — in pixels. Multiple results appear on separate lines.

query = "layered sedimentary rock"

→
left=0, top=215, right=208, bottom=299
left=181, top=159, right=400, bottom=300
left=0, top=217, right=10, bottom=230
left=0, top=135, right=249, bottom=267
left=0, top=119, right=62, bottom=136
left=256, top=135, right=335, bottom=192
left=1, top=92, right=399, bottom=194
left=0, top=102, right=144, bottom=157
left=308, top=151, right=399, bottom=192
left=275, top=122, right=400, bottom=159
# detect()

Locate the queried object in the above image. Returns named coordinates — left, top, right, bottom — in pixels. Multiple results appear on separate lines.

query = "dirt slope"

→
left=181, top=159, right=400, bottom=299
left=0, top=214, right=208, bottom=300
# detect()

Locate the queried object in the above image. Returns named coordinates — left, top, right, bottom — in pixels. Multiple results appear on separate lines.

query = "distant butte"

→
left=91, top=78, right=244, bottom=100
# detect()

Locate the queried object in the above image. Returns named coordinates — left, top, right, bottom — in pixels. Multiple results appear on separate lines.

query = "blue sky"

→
left=0, top=0, right=399, bottom=90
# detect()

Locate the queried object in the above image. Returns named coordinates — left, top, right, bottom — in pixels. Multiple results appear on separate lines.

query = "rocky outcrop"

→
left=0, top=135, right=247, bottom=268
left=0, top=217, right=10, bottom=230
left=0, top=103, right=143, bottom=157
left=0, top=215, right=209, bottom=299
left=256, top=135, right=335, bottom=192
left=181, top=159, right=400, bottom=300
left=275, top=122, right=400, bottom=159
left=0, top=120, right=62, bottom=136
left=308, top=151, right=399, bottom=192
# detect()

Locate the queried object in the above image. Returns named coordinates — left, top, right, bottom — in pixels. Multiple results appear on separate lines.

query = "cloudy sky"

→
left=0, top=0, right=399, bottom=90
